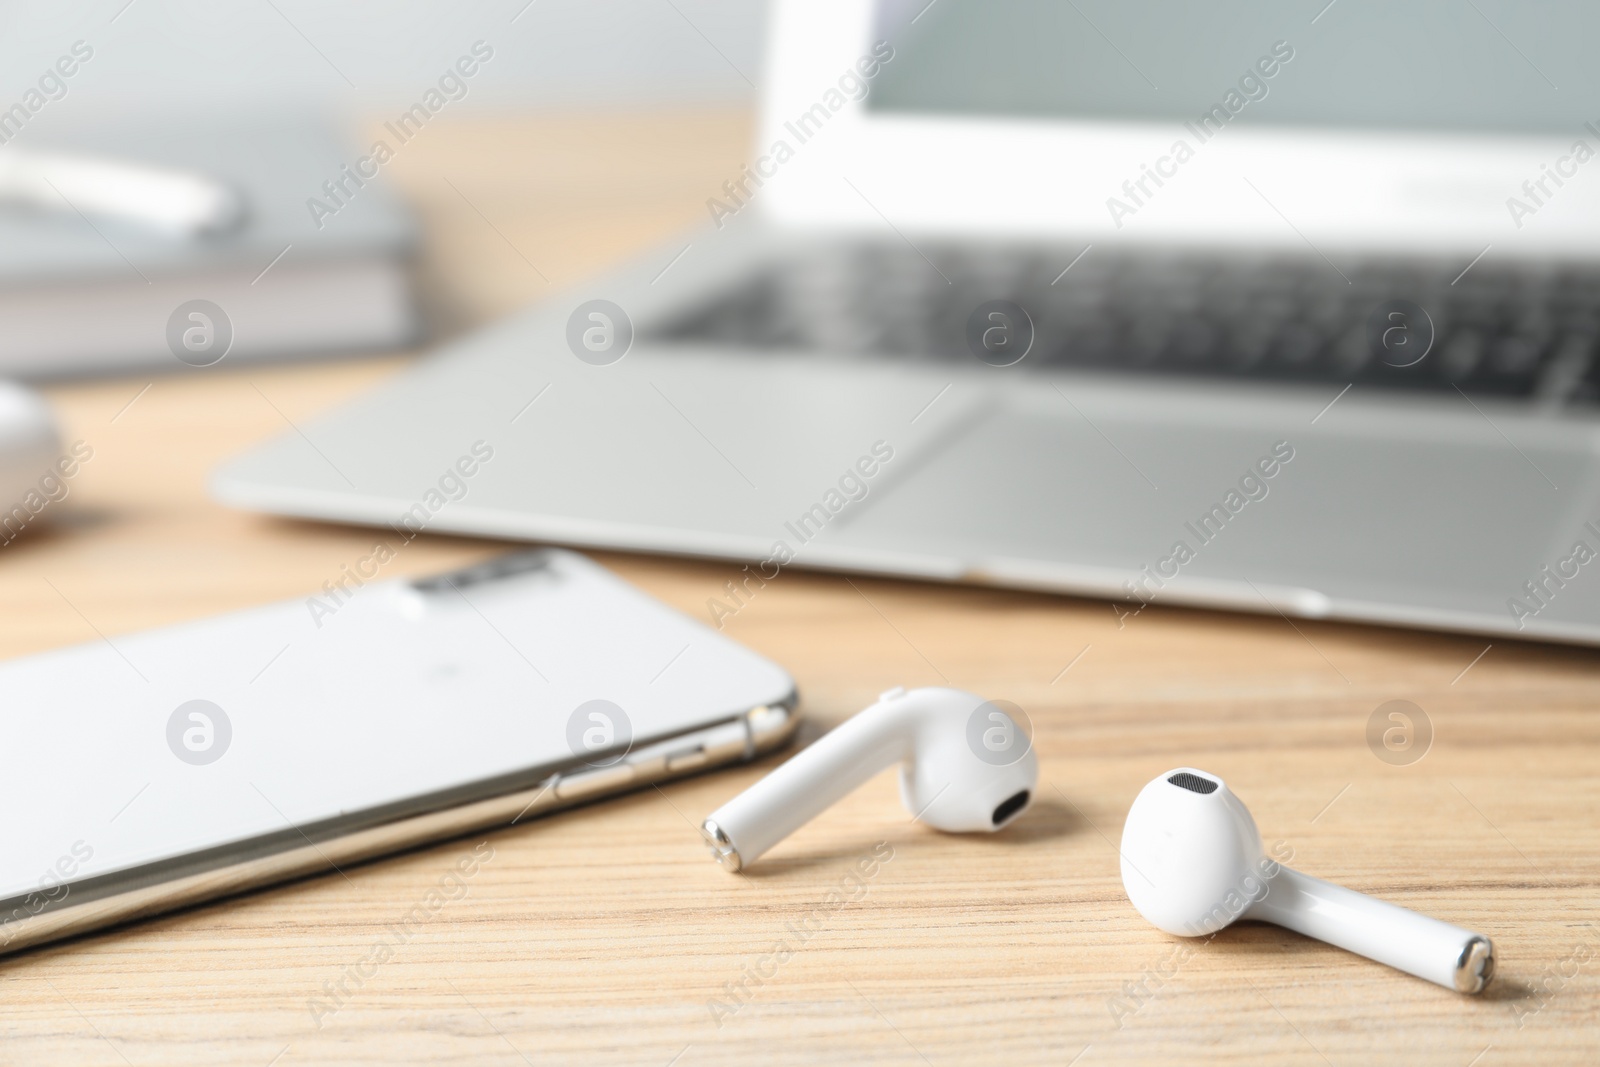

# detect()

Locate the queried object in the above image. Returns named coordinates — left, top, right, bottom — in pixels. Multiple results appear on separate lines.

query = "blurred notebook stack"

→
left=0, top=116, right=418, bottom=378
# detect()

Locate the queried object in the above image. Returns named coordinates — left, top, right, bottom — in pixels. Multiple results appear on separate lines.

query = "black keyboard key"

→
left=1536, top=333, right=1596, bottom=403
left=1489, top=335, right=1545, bottom=377
left=1437, top=329, right=1485, bottom=382
left=1271, top=323, right=1324, bottom=368
left=1329, top=325, right=1372, bottom=374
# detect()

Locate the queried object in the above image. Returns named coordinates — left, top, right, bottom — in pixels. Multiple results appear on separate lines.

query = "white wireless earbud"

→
left=1120, top=768, right=1495, bottom=994
left=701, top=686, right=1037, bottom=871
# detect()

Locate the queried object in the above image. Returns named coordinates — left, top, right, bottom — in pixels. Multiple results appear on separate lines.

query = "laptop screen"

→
left=868, top=0, right=1594, bottom=136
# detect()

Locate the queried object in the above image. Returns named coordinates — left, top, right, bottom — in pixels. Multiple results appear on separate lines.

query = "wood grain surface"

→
left=3, top=111, right=1598, bottom=1067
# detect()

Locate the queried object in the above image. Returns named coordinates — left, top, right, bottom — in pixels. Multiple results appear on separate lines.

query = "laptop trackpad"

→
left=825, top=391, right=1600, bottom=623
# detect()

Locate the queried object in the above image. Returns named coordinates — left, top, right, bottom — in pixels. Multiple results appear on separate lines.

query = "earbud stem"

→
left=1247, top=866, right=1494, bottom=993
left=702, top=695, right=912, bottom=870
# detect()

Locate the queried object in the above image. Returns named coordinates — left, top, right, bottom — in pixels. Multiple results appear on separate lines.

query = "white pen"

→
left=0, top=147, right=245, bottom=238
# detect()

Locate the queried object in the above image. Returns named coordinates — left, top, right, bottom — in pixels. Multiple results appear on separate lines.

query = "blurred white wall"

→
left=0, top=0, right=766, bottom=130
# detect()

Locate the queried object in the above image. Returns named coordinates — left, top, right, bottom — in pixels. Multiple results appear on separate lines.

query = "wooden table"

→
left=6, top=112, right=1600, bottom=1066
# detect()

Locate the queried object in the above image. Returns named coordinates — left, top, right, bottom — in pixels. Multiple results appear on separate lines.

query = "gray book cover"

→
left=0, top=114, right=420, bottom=376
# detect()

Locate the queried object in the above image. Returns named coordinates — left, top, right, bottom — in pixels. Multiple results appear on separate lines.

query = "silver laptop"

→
left=214, top=0, right=1600, bottom=646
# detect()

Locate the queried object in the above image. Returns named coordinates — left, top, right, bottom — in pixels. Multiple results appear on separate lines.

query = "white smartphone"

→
left=1, top=549, right=797, bottom=956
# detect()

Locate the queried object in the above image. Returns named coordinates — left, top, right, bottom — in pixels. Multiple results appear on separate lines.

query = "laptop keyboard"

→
left=647, top=243, right=1600, bottom=404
